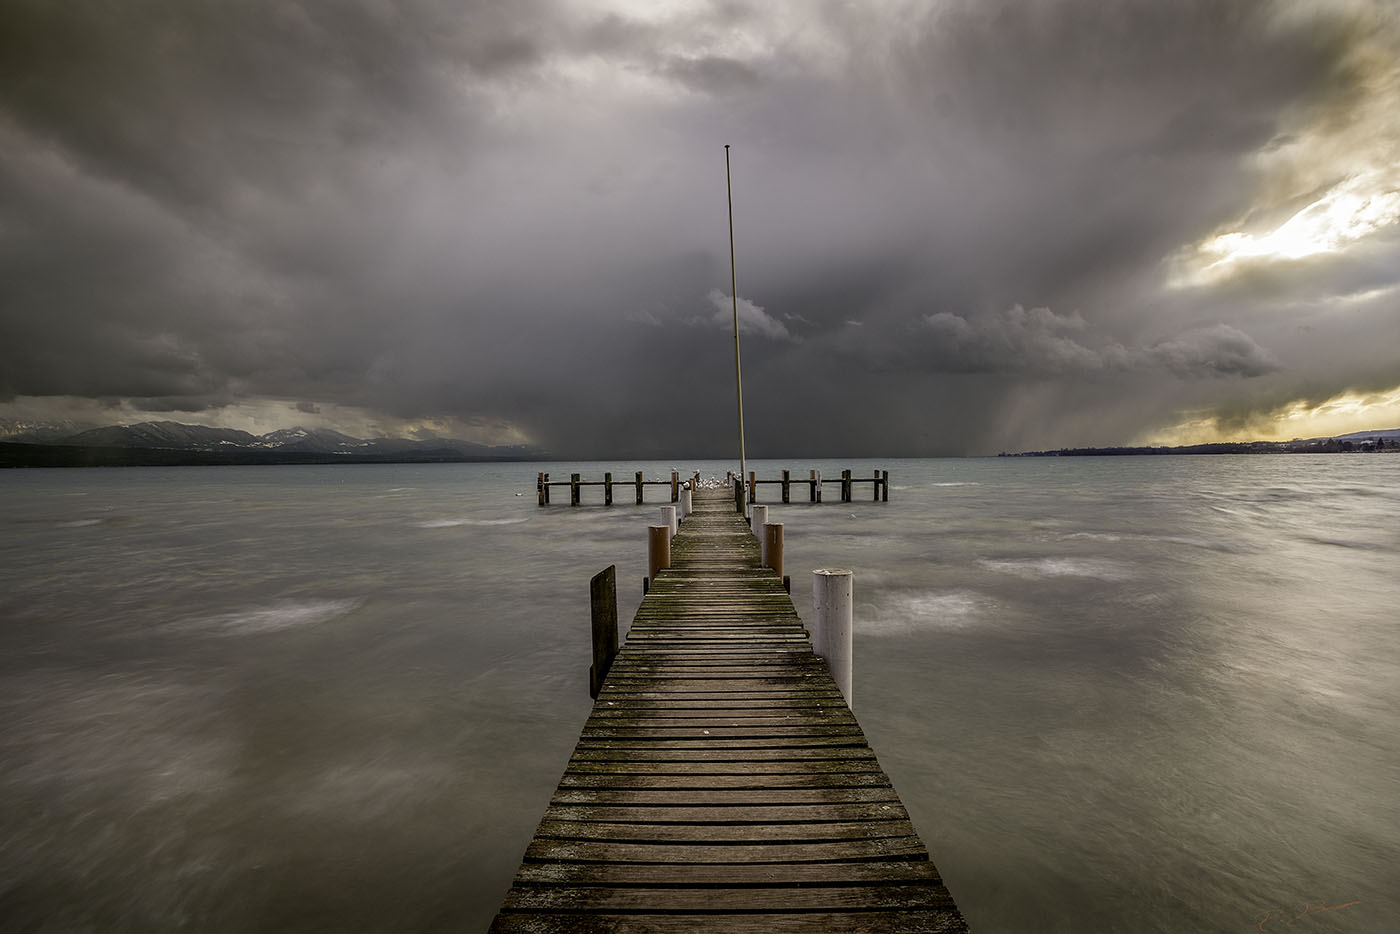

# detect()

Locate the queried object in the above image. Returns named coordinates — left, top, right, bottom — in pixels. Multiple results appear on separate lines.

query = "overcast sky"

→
left=3, top=0, right=1398, bottom=457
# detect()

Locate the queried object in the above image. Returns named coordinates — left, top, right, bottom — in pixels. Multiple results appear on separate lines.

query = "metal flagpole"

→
left=725, top=145, right=748, bottom=518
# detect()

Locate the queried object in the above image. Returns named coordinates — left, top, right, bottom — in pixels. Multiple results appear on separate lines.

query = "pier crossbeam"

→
left=491, top=487, right=967, bottom=932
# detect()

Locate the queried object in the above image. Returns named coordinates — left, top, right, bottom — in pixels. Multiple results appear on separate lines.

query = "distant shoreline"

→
left=1001, top=438, right=1397, bottom=457
left=0, top=442, right=546, bottom=468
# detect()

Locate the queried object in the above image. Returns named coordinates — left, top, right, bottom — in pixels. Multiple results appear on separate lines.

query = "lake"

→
left=1, top=455, right=1395, bottom=932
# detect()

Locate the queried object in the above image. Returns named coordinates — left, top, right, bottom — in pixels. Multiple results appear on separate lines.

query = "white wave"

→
left=979, top=557, right=1133, bottom=581
left=414, top=517, right=529, bottom=528
left=931, top=482, right=981, bottom=487
left=200, top=598, right=363, bottom=636
left=865, top=590, right=993, bottom=634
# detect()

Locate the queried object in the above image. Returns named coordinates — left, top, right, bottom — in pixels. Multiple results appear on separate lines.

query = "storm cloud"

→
left=2, top=0, right=1398, bottom=455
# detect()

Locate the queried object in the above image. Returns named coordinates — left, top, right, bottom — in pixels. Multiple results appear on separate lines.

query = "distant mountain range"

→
left=0, top=419, right=545, bottom=467
left=1001, top=427, right=1400, bottom=457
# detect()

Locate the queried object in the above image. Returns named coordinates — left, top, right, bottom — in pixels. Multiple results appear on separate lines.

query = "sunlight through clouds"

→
left=1144, top=384, right=1400, bottom=445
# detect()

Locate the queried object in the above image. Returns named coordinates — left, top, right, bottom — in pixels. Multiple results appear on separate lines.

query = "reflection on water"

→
left=1, top=457, right=1397, bottom=932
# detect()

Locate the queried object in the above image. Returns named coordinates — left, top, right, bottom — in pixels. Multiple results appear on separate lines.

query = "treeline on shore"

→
left=1001, top=437, right=1399, bottom=457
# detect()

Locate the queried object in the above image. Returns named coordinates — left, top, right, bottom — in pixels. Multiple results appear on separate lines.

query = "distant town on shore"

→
left=1001, top=427, right=1400, bottom=457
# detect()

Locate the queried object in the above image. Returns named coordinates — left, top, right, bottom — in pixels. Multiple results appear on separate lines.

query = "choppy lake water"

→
left=1, top=456, right=1396, bottom=932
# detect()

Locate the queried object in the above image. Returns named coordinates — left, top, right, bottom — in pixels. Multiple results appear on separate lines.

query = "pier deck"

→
left=491, top=487, right=968, bottom=932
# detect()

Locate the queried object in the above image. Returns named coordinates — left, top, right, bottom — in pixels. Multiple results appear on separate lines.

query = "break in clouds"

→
left=2, top=0, right=1398, bottom=455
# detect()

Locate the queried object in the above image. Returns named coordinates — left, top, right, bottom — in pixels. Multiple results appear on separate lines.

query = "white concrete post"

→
left=813, top=568, right=853, bottom=708
left=750, top=504, right=768, bottom=538
left=680, top=485, right=693, bottom=520
left=659, top=505, right=677, bottom=537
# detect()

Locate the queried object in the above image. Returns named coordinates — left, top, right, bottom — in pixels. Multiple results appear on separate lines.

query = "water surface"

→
left=1, top=456, right=1395, bottom=932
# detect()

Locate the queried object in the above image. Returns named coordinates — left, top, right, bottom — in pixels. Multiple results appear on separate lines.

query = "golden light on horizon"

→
left=1141, top=384, right=1400, bottom=447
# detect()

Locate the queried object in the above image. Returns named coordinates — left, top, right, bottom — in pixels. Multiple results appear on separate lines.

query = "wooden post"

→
left=671, top=470, right=679, bottom=502
left=680, top=484, right=693, bottom=520
left=841, top=469, right=852, bottom=503
left=543, top=473, right=550, bottom=504
left=588, top=565, right=618, bottom=699
left=647, top=525, right=671, bottom=584
left=815, top=469, right=822, bottom=503
left=748, top=471, right=757, bottom=504
left=781, top=469, right=790, bottom=503
left=733, top=479, right=744, bottom=514
left=809, top=469, right=818, bottom=503
left=635, top=471, right=644, bottom=505
left=873, top=469, right=880, bottom=502
left=813, top=568, right=854, bottom=708
left=538, top=472, right=545, bottom=507
left=571, top=473, right=581, bottom=506
left=761, top=522, right=784, bottom=580
left=604, top=472, right=613, bottom=506
left=882, top=470, right=889, bottom=502
left=750, top=504, right=768, bottom=539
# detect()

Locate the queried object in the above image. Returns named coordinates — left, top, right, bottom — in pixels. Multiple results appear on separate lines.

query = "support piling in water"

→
left=647, top=524, right=670, bottom=586
left=761, top=521, right=784, bottom=581
left=588, top=565, right=618, bottom=699
left=660, top=505, right=677, bottom=538
left=813, top=568, right=854, bottom=708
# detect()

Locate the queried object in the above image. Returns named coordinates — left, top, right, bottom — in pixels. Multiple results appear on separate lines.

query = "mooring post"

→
left=809, top=469, right=817, bottom=503
left=841, top=469, right=852, bottom=503
left=646, top=524, right=671, bottom=592
left=680, top=484, right=693, bottom=520
left=748, top=471, right=757, bottom=504
left=588, top=565, right=618, bottom=699
left=750, top=503, right=768, bottom=537
left=604, top=472, right=613, bottom=506
left=670, top=471, right=679, bottom=502
left=873, top=469, right=880, bottom=502
left=538, top=472, right=545, bottom=507
left=815, top=469, right=822, bottom=503
left=635, top=471, right=645, bottom=505
left=570, top=473, right=581, bottom=506
left=882, top=470, right=889, bottom=502
left=761, top=522, right=784, bottom=580
left=733, top=479, right=744, bottom=514
left=543, top=472, right=550, bottom=504
left=781, top=469, right=790, bottom=503
left=813, top=568, right=854, bottom=708
left=660, top=505, right=677, bottom=539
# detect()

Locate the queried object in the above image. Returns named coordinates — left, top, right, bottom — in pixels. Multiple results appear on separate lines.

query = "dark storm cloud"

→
left=1, top=0, right=1396, bottom=454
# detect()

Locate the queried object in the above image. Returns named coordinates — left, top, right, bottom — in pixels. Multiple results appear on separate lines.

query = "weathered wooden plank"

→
left=542, top=802, right=912, bottom=824
left=533, top=818, right=920, bottom=843
left=550, top=787, right=901, bottom=806
left=501, top=883, right=957, bottom=913
left=490, top=910, right=968, bottom=934
left=556, top=772, right=895, bottom=790
left=521, top=836, right=930, bottom=864
left=511, top=859, right=941, bottom=887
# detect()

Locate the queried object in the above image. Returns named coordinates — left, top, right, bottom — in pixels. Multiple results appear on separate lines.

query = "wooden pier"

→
left=491, top=486, right=967, bottom=932
left=537, top=469, right=889, bottom=505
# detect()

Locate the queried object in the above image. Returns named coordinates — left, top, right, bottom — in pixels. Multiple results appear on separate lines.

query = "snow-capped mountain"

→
left=3, top=420, right=541, bottom=461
